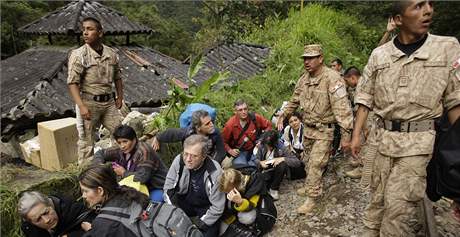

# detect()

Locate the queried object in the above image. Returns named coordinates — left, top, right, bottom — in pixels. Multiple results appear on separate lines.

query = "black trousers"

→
left=263, top=161, right=288, bottom=190
left=177, top=198, right=220, bottom=237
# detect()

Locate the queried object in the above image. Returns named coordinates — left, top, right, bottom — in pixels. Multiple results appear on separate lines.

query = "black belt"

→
left=379, top=119, right=435, bottom=132
left=93, top=93, right=115, bottom=102
left=305, top=123, right=333, bottom=129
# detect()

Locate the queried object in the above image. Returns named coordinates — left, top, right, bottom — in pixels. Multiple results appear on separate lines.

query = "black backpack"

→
left=426, top=117, right=460, bottom=202
left=98, top=201, right=203, bottom=237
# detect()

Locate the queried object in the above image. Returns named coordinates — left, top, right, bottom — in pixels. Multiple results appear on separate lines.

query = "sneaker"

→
left=269, top=189, right=279, bottom=200
left=345, top=167, right=362, bottom=179
left=297, top=187, right=308, bottom=196
left=297, top=197, right=316, bottom=214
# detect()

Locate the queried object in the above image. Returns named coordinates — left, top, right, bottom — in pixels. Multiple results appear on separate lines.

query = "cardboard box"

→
left=19, top=136, right=41, bottom=167
left=38, top=118, right=78, bottom=171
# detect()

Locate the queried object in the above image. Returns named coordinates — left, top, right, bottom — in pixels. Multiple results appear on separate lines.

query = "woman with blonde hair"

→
left=218, top=168, right=276, bottom=236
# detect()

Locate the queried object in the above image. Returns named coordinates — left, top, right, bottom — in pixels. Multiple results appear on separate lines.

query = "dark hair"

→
left=234, top=99, right=247, bottom=107
left=191, top=110, right=210, bottom=130
left=113, top=125, right=137, bottom=141
left=81, top=16, right=102, bottom=31
left=287, top=111, right=302, bottom=121
left=391, top=1, right=412, bottom=17
left=260, top=130, right=279, bottom=148
left=331, top=58, right=343, bottom=66
left=78, top=164, right=149, bottom=208
left=344, top=66, right=361, bottom=77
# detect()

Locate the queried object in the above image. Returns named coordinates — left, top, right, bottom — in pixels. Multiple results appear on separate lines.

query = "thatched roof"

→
left=18, top=0, right=152, bottom=35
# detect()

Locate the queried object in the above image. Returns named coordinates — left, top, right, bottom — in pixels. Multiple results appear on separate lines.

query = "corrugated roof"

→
left=194, top=42, right=270, bottom=84
left=1, top=46, right=188, bottom=136
left=1, top=43, right=270, bottom=138
left=18, top=0, right=152, bottom=35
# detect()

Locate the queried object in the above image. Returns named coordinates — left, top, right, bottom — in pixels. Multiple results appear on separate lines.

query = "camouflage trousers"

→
left=76, top=99, right=122, bottom=163
left=363, top=153, right=430, bottom=237
left=302, top=138, right=332, bottom=198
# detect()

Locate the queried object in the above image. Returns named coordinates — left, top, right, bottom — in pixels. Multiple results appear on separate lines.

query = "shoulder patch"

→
left=335, top=86, right=347, bottom=98
left=453, top=57, right=460, bottom=69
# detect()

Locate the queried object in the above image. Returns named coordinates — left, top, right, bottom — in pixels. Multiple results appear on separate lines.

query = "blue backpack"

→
left=179, top=103, right=217, bottom=128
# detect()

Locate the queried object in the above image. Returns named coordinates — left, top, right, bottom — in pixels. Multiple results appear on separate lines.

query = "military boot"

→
left=345, top=167, right=362, bottom=179
left=297, top=197, right=316, bottom=215
left=348, top=157, right=360, bottom=167
left=361, top=227, right=379, bottom=237
left=297, top=187, right=308, bottom=196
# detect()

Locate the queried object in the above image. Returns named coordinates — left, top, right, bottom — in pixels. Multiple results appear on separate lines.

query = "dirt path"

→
left=266, top=157, right=460, bottom=237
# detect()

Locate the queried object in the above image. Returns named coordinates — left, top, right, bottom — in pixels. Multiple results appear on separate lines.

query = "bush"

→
left=150, top=4, right=380, bottom=164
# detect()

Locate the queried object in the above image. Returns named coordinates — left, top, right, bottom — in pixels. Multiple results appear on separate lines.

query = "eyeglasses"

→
left=183, top=152, right=201, bottom=159
left=236, top=107, right=248, bottom=112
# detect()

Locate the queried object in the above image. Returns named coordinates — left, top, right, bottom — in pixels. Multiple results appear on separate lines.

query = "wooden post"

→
left=126, top=33, right=130, bottom=45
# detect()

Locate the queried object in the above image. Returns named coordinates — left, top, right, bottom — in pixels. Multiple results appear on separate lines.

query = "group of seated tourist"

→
left=19, top=99, right=307, bottom=237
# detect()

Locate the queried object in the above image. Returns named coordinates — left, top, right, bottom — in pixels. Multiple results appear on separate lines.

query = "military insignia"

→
left=335, top=86, right=347, bottom=98
left=453, top=57, right=460, bottom=69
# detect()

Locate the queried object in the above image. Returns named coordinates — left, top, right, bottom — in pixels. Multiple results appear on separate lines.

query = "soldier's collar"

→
left=411, top=33, right=432, bottom=60
left=390, top=33, right=432, bottom=61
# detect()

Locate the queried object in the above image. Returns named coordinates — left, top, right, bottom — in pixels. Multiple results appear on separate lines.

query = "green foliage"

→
left=192, top=0, right=294, bottom=54
left=164, top=54, right=228, bottom=122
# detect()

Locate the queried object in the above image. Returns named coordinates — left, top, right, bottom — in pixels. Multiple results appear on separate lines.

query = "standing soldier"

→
left=351, top=1, right=460, bottom=236
left=68, top=17, right=124, bottom=164
left=277, top=44, right=353, bottom=214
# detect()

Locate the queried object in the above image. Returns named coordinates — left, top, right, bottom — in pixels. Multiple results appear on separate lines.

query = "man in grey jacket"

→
left=163, top=135, right=225, bottom=237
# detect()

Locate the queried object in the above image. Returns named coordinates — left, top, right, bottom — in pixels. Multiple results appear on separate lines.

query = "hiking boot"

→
left=269, top=189, right=279, bottom=201
left=345, top=167, right=362, bottom=179
left=297, top=187, right=308, bottom=196
left=297, top=198, right=316, bottom=215
left=361, top=227, right=379, bottom=237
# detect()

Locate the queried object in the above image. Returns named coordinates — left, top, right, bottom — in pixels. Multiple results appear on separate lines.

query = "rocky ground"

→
left=266, top=156, right=460, bottom=237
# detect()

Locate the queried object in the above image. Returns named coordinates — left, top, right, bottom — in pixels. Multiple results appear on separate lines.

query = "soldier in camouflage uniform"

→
left=351, top=1, right=460, bottom=236
left=343, top=67, right=364, bottom=179
left=277, top=44, right=353, bottom=214
left=68, top=17, right=123, bottom=164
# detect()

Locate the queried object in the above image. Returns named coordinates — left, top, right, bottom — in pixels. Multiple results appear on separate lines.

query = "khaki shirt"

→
left=284, top=66, right=354, bottom=140
left=67, top=44, right=121, bottom=95
left=355, top=34, right=460, bottom=157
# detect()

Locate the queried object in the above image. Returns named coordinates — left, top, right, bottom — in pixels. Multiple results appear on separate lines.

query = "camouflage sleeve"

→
left=443, top=39, right=460, bottom=110
left=283, top=73, right=307, bottom=117
left=328, top=75, right=353, bottom=133
left=355, top=53, right=377, bottom=110
left=67, top=50, right=84, bottom=85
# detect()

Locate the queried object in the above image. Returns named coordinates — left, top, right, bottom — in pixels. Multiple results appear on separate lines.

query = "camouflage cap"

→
left=301, top=44, right=323, bottom=58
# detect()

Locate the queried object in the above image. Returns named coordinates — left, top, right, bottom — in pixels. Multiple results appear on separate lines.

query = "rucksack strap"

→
left=233, top=112, right=259, bottom=149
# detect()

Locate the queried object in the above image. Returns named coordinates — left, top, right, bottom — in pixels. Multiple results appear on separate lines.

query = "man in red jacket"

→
left=222, top=99, right=272, bottom=169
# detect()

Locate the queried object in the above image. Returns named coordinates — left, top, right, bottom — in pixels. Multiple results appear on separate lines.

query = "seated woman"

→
left=93, top=124, right=167, bottom=202
left=18, top=191, right=95, bottom=237
left=79, top=164, right=151, bottom=236
left=281, top=112, right=307, bottom=180
left=79, top=164, right=202, bottom=237
left=255, top=130, right=302, bottom=200
left=218, top=168, right=276, bottom=236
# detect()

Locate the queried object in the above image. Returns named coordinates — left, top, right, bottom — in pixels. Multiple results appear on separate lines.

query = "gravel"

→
left=265, top=157, right=460, bottom=237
